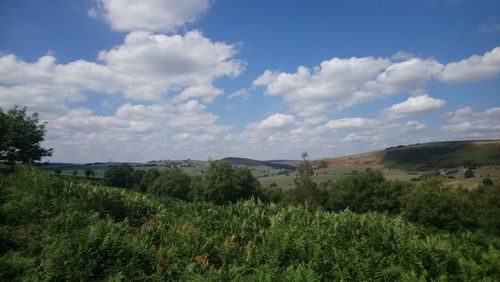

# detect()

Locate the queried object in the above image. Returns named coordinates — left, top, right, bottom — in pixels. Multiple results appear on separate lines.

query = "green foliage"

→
left=84, top=168, right=95, bottom=179
left=149, top=168, right=191, bottom=200
left=483, top=177, right=494, bottom=186
left=104, top=164, right=134, bottom=188
left=401, top=179, right=476, bottom=231
left=195, top=161, right=260, bottom=204
left=285, top=152, right=322, bottom=207
left=1, top=165, right=499, bottom=281
left=0, top=106, right=52, bottom=163
left=325, top=169, right=408, bottom=213
left=468, top=184, right=500, bottom=234
left=464, top=168, right=474, bottom=178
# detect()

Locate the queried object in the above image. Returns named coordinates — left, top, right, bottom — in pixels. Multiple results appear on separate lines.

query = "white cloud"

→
left=227, top=88, right=251, bottom=101
left=384, top=95, right=446, bottom=118
left=93, top=0, right=210, bottom=32
left=253, top=47, right=499, bottom=122
left=479, top=23, right=500, bottom=33
left=440, top=47, right=500, bottom=83
left=442, top=107, right=500, bottom=137
left=249, top=113, right=297, bottom=131
left=254, top=57, right=390, bottom=122
left=316, top=117, right=377, bottom=132
left=0, top=31, right=243, bottom=115
left=43, top=99, right=230, bottom=162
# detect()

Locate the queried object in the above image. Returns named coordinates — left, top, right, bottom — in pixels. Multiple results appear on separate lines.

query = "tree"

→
left=0, top=106, right=52, bottom=163
left=482, top=177, right=494, bottom=186
left=196, top=161, right=260, bottom=204
left=287, top=152, right=320, bottom=206
left=103, top=164, right=134, bottom=188
left=84, top=168, right=95, bottom=179
left=72, top=170, right=78, bottom=176
left=464, top=169, right=474, bottom=178
left=149, top=168, right=191, bottom=200
left=54, top=169, right=62, bottom=175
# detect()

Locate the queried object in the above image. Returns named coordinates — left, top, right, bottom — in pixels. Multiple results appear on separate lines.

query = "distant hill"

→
left=318, top=140, right=500, bottom=171
left=382, top=140, right=500, bottom=169
left=221, top=157, right=296, bottom=170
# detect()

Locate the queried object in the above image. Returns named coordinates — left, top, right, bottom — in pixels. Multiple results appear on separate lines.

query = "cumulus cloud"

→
left=442, top=107, right=500, bottom=137
left=440, top=47, right=500, bottom=82
left=254, top=57, right=390, bottom=122
left=248, top=113, right=297, bottom=131
left=384, top=95, right=446, bottom=118
left=43, top=100, right=230, bottom=162
left=316, top=117, right=378, bottom=132
left=0, top=31, right=243, bottom=115
left=254, top=47, right=500, bottom=122
left=92, top=0, right=210, bottom=32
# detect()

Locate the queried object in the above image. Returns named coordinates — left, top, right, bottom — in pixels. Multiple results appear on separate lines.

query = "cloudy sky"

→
left=1, top=0, right=499, bottom=162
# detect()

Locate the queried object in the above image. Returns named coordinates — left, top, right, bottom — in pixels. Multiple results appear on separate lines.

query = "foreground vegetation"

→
left=1, top=165, right=500, bottom=281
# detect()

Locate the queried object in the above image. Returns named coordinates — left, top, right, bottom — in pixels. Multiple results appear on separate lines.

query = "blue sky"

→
left=0, top=0, right=499, bottom=162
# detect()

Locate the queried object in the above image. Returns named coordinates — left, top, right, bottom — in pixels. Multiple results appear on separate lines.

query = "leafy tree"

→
left=0, top=106, right=52, bottom=163
left=103, top=164, right=134, bottom=188
left=286, top=152, right=321, bottom=206
left=84, top=168, right=95, bottom=179
left=464, top=169, right=474, bottom=178
left=149, top=168, right=191, bottom=200
left=401, top=178, right=475, bottom=231
left=138, top=168, right=160, bottom=192
left=326, top=169, right=386, bottom=212
left=54, top=169, right=61, bottom=175
left=197, top=161, right=260, bottom=204
left=469, top=184, right=500, bottom=233
left=72, top=170, right=78, bottom=176
left=482, top=177, right=494, bottom=186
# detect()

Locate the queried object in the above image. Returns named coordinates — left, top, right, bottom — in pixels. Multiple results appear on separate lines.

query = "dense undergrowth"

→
left=1, top=165, right=500, bottom=281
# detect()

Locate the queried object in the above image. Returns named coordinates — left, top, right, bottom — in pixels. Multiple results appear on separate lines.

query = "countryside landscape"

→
left=2, top=0, right=500, bottom=281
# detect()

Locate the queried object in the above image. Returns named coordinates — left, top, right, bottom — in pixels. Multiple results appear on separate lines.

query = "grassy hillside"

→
left=382, top=140, right=500, bottom=169
left=1, top=165, right=500, bottom=281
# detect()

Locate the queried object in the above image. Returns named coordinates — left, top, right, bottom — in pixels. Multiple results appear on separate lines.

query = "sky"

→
left=0, top=0, right=499, bottom=162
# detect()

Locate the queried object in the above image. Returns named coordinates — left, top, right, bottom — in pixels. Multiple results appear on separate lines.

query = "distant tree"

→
left=286, top=152, right=320, bottom=206
left=464, top=169, right=474, bottom=178
left=132, top=170, right=145, bottom=190
left=54, top=169, right=61, bottom=175
left=482, top=177, right=494, bottom=186
left=401, top=179, right=475, bottom=231
left=0, top=106, right=53, bottom=163
left=104, top=164, right=134, bottom=188
left=198, top=161, right=260, bottom=204
left=139, top=168, right=160, bottom=192
left=326, top=169, right=386, bottom=212
left=149, top=168, right=191, bottom=200
left=84, top=168, right=95, bottom=179
left=72, top=169, right=78, bottom=176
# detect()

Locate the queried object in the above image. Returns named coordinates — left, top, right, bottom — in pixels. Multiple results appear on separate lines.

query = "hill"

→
left=316, top=140, right=500, bottom=171
left=221, top=157, right=296, bottom=170
left=382, top=140, right=500, bottom=169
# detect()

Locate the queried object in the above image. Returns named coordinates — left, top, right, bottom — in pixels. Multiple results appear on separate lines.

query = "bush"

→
left=401, top=179, right=476, bottom=231
left=149, top=168, right=191, bottom=201
left=464, top=169, right=474, bottom=178
left=482, top=177, right=494, bottom=186
left=104, top=164, right=134, bottom=188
